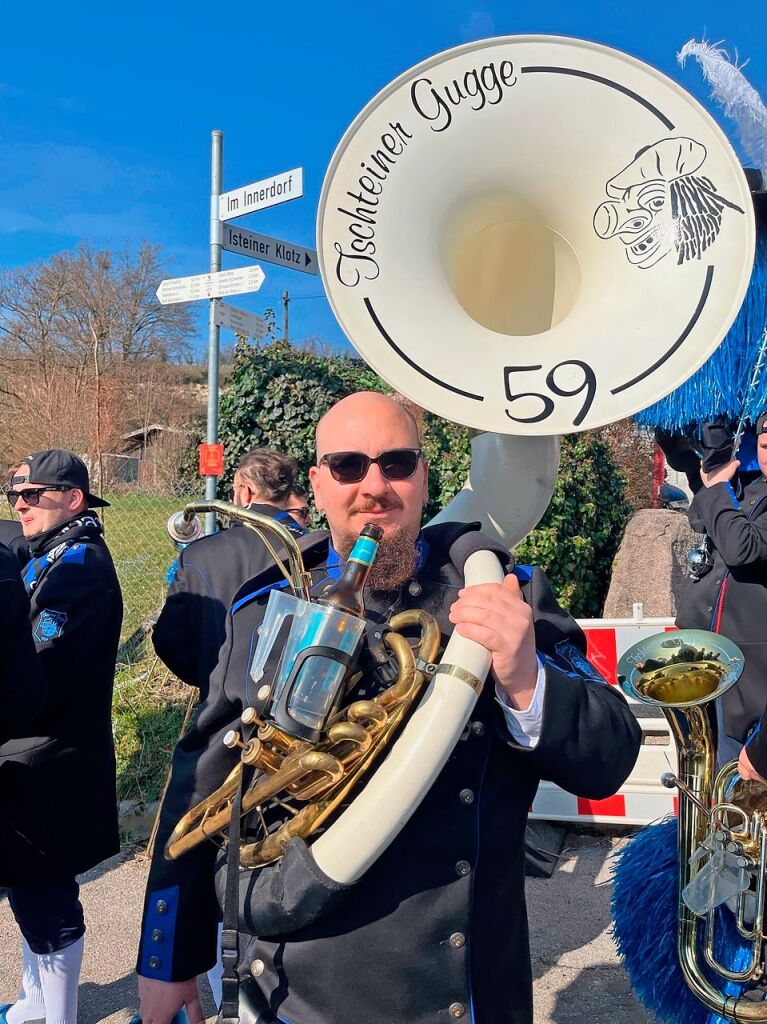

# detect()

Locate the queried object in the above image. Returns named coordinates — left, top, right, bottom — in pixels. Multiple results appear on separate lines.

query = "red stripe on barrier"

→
left=583, top=628, right=618, bottom=684
left=673, top=797, right=679, bottom=816
left=577, top=794, right=626, bottom=816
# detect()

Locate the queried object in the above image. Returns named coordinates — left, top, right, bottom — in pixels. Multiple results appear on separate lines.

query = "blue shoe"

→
left=0, top=1005, right=12, bottom=1024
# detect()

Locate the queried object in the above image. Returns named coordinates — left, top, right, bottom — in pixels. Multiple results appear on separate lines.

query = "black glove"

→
left=654, top=429, right=703, bottom=494
left=691, top=419, right=737, bottom=474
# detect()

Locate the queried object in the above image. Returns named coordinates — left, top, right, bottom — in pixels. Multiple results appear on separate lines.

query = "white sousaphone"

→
left=307, top=35, right=754, bottom=885
left=167, top=36, right=756, bottom=889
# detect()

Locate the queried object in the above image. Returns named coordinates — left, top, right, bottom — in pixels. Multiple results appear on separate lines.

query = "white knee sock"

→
left=37, top=936, right=84, bottom=1024
left=6, top=939, right=45, bottom=1024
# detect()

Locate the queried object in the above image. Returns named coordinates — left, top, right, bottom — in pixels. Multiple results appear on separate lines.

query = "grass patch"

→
left=113, top=651, right=196, bottom=803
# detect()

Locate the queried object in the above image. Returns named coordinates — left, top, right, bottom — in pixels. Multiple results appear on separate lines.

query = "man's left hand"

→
left=448, top=573, right=538, bottom=710
left=738, top=744, right=767, bottom=784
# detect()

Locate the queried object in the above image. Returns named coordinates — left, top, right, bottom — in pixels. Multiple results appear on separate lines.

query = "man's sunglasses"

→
left=7, top=486, right=70, bottom=508
left=287, top=506, right=311, bottom=522
left=319, top=448, right=421, bottom=484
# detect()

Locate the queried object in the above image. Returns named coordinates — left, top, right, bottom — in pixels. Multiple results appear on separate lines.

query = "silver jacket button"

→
left=471, top=721, right=485, bottom=737
left=408, top=580, right=422, bottom=597
left=459, top=788, right=474, bottom=805
left=455, top=860, right=471, bottom=876
left=449, top=932, right=466, bottom=949
left=156, top=900, right=168, bottom=914
left=251, top=958, right=265, bottom=977
left=149, top=955, right=161, bottom=970
left=449, top=1002, right=466, bottom=1018
left=151, top=929, right=164, bottom=943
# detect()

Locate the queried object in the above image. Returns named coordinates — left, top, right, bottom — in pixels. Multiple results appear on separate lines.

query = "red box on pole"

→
left=199, top=443, right=224, bottom=476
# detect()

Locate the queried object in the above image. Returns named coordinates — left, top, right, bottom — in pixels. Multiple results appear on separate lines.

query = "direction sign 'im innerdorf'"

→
left=156, top=265, right=265, bottom=305
left=222, top=223, right=318, bottom=276
left=219, top=168, right=303, bottom=222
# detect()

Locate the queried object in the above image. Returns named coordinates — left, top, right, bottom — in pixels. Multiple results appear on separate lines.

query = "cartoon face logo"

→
left=594, top=137, right=744, bottom=269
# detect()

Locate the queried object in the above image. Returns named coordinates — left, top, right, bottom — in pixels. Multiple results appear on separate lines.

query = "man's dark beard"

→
left=338, top=527, right=418, bottom=590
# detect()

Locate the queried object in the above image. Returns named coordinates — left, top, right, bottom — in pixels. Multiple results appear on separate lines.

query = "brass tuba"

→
left=163, top=500, right=498, bottom=879
left=618, top=629, right=767, bottom=1020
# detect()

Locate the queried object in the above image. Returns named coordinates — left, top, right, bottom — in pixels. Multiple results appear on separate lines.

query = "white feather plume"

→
left=678, top=39, right=767, bottom=178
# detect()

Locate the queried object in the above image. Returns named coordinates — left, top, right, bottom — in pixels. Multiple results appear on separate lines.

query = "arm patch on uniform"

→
left=34, top=609, right=68, bottom=642
left=554, top=639, right=607, bottom=684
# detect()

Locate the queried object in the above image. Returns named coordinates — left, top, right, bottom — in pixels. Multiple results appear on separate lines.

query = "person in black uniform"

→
left=0, top=519, right=28, bottom=569
left=675, top=413, right=767, bottom=766
left=0, top=450, right=123, bottom=1024
left=152, top=448, right=308, bottom=700
left=136, top=392, right=641, bottom=1024
left=0, top=543, right=44, bottom=745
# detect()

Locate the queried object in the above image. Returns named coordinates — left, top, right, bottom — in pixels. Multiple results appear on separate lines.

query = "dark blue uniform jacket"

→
left=138, top=522, right=640, bottom=1024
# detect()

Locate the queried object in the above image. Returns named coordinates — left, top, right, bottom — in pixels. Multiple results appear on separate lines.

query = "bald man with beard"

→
left=136, top=392, right=640, bottom=1024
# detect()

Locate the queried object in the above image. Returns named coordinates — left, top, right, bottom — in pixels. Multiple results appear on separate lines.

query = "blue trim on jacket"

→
left=231, top=579, right=290, bottom=616
left=139, top=885, right=180, bottom=981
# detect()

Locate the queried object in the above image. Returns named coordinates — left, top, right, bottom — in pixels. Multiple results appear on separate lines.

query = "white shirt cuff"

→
left=494, top=656, right=546, bottom=748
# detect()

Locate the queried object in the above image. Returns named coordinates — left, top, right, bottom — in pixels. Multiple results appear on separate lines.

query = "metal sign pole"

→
left=205, top=130, right=223, bottom=534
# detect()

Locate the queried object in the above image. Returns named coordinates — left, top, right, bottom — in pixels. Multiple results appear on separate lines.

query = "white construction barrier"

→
left=529, top=605, right=679, bottom=826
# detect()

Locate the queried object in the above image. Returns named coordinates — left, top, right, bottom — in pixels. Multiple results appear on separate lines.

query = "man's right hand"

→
left=738, top=744, right=767, bottom=785
left=138, top=976, right=205, bottom=1024
left=701, top=458, right=740, bottom=488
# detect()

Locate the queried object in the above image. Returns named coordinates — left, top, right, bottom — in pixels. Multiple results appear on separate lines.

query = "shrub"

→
left=515, top=432, right=631, bottom=617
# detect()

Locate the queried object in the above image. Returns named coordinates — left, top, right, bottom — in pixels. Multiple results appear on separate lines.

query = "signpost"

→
left=219, top=168, right=303, bottom=221
left=156, top=265, right=265, bottom=305
left=160, top=134, right=310, bottom=531
left=222, top=223, right=318, bottom=275
left=213, top=299, right=268, bottom=341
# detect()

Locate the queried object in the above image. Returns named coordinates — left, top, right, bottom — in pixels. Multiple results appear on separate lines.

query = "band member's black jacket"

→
left=0, top=514, right=123, bottom=885
left=0, top=542, right=45, bottom=745
left=153, top=503, right=307, bottom=700
left=138, top=522, right=641, bottom=1024
left=676, top=475, right=767, bottom=744
left=0, top=518, right=29, bottom=568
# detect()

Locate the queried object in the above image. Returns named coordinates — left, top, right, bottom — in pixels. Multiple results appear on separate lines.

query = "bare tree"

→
left=0, top=243, right=200, bottom=467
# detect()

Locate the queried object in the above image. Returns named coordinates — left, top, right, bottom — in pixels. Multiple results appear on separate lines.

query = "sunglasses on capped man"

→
left=7, top=486, right=72, bottom=508
left=319, top=448, right=422, bottom=484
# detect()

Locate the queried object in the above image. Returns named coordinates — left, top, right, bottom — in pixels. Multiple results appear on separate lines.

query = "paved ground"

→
left=0, top=832, right=655, bottom=1023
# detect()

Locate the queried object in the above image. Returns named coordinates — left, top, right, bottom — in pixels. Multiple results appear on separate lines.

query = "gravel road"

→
left=0, top=832, right=655, bottom=1023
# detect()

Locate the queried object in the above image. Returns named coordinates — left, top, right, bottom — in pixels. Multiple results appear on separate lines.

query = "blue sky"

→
left=1, top=1, right=765, bottom=356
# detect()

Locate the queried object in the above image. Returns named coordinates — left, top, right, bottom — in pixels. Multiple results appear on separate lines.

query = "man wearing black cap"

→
left=0, top=450, right=123, bottom=1024
left=676, top=415, right=767, bottom=766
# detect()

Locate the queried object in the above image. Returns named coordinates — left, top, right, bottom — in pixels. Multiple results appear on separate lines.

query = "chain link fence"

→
left=98, top=450, right=206, bottom=648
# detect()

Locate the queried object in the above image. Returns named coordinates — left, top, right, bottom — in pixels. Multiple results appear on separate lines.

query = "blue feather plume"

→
left=611, top=816, right=761, bottom=1024
left=635, top=237, right=767, bottom=432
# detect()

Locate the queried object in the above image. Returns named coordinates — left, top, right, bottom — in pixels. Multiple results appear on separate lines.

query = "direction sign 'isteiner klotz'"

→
left=156, top=265, right=265, bottom=305
left=219, top=168, right=303, bottom=222
left=222, top=223, right=318, bottom=275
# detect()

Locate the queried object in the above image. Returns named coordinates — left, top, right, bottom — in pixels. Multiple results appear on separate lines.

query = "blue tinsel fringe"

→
left=611, top=816, right=760, bottom=1024
left=635, top=237, right=767, bottom=432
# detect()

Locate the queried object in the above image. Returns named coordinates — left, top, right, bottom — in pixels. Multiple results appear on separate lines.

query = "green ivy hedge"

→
left=218, top=339, right=630, bottom=616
